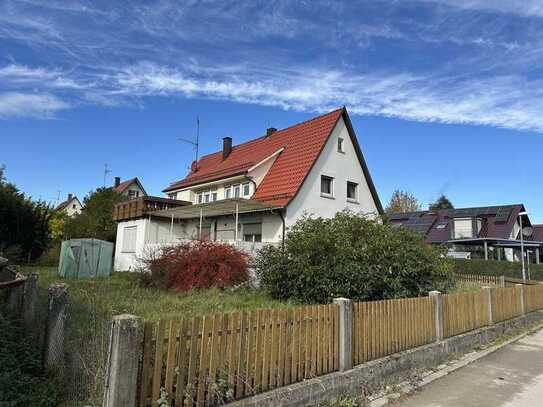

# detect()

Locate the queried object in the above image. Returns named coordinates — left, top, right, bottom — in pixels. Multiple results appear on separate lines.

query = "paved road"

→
left=394, top=328, right=543, bottom=407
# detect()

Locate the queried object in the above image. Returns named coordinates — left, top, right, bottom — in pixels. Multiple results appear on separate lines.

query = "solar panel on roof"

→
left=495, top=207, right=511, bottom=223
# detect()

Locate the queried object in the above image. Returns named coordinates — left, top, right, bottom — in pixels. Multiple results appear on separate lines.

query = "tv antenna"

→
left=55, top=190, right=61, bottom=205
left=179, top=117, right=200, bottom=170
left=103, top=163, right=112, bottom=187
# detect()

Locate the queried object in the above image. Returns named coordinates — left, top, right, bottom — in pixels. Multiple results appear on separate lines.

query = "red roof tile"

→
left=163, top=108, right=344, bottom=207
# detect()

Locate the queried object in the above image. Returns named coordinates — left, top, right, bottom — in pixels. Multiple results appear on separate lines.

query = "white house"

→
left=114, top=177, right=147, bottom=199
left=56, top=193, right=83, bottom=217
left=114, top=108, right=383, bottom=271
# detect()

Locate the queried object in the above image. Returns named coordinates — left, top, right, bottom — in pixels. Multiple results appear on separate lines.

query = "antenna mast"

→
left=103, top=163, right=112, bottom=187
left=179, top=116, right=200, bottom=169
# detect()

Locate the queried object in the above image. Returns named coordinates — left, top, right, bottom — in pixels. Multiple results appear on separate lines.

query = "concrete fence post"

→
left=44, top=283, right=68, bottom=372
left=103, top=314, right=143, bottom=407
left=333, top=298, right=353, bottom=372
left=483, top=286, right=493, bottom=325
left=7, top=282, right=24, bottom=313
left=429, top=291, right=443, bottom=342
left=23, top=272, right=38, bottom=330
left=500, top=275, right=506, bottom=287
left=516, top=284, right=525, bottom=315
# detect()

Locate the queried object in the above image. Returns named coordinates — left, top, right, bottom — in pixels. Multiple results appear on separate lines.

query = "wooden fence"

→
left=525, top=285, right=543, bottom=313
left=352, top=297, right=435, bottom=365
left=127, top=285, right=543, bottom=407
left=442, top=291, right=489, bottom=338
left=491, top=286, right=523, bottom=323
left=455, top=273, right=500, bottom=286
left=139, top=304, right=339, bottom=407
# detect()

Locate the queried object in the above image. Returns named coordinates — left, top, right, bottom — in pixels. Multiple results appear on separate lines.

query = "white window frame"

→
left=225, top=185, right=232, bottom=199
left=320, top=175, right=334, bottom=198
left=233, top=184, right=241, bottom=198
left=346, top=181, right=359, bottom=203
left=338, top=137, right=345, bottom=153
left=242, top=182, right=251, bottom=197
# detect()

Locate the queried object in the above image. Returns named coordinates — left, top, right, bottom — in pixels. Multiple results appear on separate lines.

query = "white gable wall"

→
left=62, top=198, right=83, bottom=217
left=285, top=117, right=379, bottom=227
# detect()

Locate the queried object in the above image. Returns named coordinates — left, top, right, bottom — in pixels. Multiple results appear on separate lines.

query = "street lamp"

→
left=519, top=211, right=528, bottom=281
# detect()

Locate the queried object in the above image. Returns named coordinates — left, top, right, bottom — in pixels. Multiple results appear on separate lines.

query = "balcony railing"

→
left=112, top=196, right=191, bottom=222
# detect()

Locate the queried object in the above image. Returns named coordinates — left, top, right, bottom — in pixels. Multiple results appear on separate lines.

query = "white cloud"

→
left=0, top=92, right=69, bottom=118
left=426, top=0, right=543, bottom=17
left=111, top=63, right=543, bottom=132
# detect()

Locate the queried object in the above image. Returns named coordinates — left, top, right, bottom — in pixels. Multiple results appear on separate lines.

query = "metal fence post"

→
left=44, top=283, right=68, bottom=373
left=333, top=298, right=353, bottom=372
left=429, top=291, right=443, bottom=342
left=23, top=272, right=38, bottom=330
left=103, top=314, right=143, bottom=407
left=516, top=284, right=525, bottom=315
left=483, top=286, right=493, bottom=325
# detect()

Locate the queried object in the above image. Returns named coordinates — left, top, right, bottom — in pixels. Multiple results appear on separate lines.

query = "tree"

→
left=429, top=194, right=454, bottom=210
left=255, top=211, right=455, bottom=304
left=385, top=190, right=421, bottom=214
left=0, top=166, right=52, bottom=262
left=64, top=187, right=124, bottom=242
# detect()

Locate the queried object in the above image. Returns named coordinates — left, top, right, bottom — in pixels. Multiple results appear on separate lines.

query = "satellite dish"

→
left=522, top=226, right=534, bottom=237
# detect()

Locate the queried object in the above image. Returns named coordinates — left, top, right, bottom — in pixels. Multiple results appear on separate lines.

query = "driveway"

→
left=393, top=328, right=543, bottom=407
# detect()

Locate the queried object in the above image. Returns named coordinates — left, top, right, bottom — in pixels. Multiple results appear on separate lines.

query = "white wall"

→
left=114, top=218, right=148, bottom=271
left=453, top=218, right=473, bottom=239
left=123, top=184, right=145, bottom=199
left=62, top=198, right=83, bottom=217
left=285, top=116, right=379, bottom=227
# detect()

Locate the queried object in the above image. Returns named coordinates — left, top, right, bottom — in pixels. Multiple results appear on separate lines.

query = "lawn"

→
left=22, top=266, right=290, bottom=322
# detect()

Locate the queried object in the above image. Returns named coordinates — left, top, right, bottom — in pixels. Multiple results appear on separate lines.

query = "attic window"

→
left=338, top=138, right=345, bottom=153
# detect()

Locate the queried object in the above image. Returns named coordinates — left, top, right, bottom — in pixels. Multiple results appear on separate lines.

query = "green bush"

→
left=452, top=259, right=543, bottom=280
left=0, top=313, right=58, bottom=406
left=255, top=212, right=455, bottom=304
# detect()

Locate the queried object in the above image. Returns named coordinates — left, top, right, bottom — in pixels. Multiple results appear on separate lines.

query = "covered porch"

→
left=148, top=198, right=285, bottom=245
left=447, top=237, right=543, bottom=265
left=114, top=199, right=285, bottom=271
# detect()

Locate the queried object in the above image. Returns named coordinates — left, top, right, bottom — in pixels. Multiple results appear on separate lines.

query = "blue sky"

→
left=1, top=0, right=542, bottom=222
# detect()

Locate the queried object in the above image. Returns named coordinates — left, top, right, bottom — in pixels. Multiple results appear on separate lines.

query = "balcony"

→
left=112, top=196, right=191, bottom=222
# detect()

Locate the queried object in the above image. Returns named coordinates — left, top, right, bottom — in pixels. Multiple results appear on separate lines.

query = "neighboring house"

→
left=56, top=193, right=83, bottom=217
left=113, top=107, right=383, bottom=271
left=389, top=204, right=543, bottom=264
left=114, top=177, right=147, bottom=200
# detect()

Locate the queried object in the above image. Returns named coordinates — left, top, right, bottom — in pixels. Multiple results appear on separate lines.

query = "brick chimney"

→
left=68, top=193, right=73, bottom=201
left=114, top=177, right=121, bottom=188
left=266, top=127, right=277, bottom=137
left=223, top=137, right=232, bottom=160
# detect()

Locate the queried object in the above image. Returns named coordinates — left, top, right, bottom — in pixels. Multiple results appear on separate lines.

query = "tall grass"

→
left=23, top=267, right=289, bottom=321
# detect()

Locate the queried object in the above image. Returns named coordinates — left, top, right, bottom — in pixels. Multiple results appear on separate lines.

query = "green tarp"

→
left=58, top=239, right=113, bottom=278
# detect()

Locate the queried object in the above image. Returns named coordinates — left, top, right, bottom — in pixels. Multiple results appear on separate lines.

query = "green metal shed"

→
left=58, top=238, right=114, bottom=278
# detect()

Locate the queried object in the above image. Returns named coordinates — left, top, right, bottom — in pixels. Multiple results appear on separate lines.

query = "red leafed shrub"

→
left=140, top=240, right=250, bottom=291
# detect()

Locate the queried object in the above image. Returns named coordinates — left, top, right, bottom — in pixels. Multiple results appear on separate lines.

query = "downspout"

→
left=277, top=209, right=286, bottom=249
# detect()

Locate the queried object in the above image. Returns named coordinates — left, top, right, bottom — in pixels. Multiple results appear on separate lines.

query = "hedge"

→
left=452, top=258, right=543, bottom=281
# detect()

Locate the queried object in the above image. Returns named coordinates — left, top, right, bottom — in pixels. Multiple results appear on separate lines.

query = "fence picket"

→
left=151, top=320, right=166, bottom=407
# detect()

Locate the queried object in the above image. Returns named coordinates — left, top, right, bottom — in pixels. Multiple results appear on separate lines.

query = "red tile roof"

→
left=164, top=108, right=383, bottom=210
